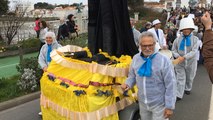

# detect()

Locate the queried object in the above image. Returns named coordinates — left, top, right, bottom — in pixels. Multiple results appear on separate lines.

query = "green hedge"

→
left=0, top=75, right=40, bottom=102
left=20, top=38, right=40, bottom=49
left=2, top=38, right=40, bottom=52
left=60, top=33, right=88, bottom=47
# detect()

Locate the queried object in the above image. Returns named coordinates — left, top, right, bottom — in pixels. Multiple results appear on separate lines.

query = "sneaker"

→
left=38, top=112, right=42, bottom=116
left=185, top=91, right=191, bottom=95
left=176, top=97, right=182, bottom=102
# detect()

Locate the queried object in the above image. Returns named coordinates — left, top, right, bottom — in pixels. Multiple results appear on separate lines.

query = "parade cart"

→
left=39, top=0, right=178, bottom=119
left=40, top=45, right=139, bottom=120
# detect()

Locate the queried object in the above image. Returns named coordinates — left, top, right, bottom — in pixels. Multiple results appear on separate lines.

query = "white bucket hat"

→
left=152, top=19, right=161, bottom=26
left=179, top=17, right=195, bottom=31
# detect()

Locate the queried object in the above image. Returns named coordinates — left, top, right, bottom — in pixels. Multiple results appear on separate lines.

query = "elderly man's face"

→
left=140, top=36, right=155, bottom=57
left=46, top=36, right=53, bottom=44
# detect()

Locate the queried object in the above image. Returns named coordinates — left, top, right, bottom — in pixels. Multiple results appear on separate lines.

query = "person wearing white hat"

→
left=148, top=19, right=167, bottom=49
left=172, top=17, right=199, bottom=101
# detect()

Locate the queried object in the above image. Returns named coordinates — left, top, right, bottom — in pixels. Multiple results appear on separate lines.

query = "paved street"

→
left=0, top=99, right=41, bottom=120
left=0, top=65, right=212, bottom=120
left=171, top=64, right=213, bottom=120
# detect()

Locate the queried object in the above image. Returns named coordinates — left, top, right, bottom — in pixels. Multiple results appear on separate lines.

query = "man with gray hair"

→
left=121, top=31, right=176, bottom=120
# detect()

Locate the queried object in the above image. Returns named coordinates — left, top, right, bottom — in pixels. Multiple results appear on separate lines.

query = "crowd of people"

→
left=122, top=7, right=213, bottom=120
left=34, top=14, right=79, bottom=45
left=34, top=7, right=213, bottom=119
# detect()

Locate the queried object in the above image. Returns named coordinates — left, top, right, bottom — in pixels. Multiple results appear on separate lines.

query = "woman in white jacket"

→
left=38, top=31, right=62, bottom=72
left=38, top=31, right=61, bottom=116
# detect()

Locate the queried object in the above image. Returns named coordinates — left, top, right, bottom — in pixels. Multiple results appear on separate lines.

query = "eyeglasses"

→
left=140, top=44, right=154, bottom=48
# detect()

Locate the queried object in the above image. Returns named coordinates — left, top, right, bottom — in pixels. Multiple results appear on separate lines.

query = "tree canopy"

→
left=34, top=2, right=54, bottom=9
left=0, top=0, right=9, bottom=16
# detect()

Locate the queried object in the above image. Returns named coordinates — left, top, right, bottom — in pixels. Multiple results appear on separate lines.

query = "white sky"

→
left=9, top=0, right=88, bottom=5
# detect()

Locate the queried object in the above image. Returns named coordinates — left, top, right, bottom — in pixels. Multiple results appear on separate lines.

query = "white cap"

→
left=152, top=19, right=161, bottom=26
left=179, top=17, right=195, bottom=31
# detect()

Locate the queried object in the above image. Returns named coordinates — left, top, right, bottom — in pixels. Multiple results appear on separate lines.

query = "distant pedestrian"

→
left=66, top=14, right=79, bottom=41
left=39, top=21, right=48, bottom=51
left=140, top=22, right=152, bottom=33
left=34, top=17, right=40, bottom=38
left=57, top=18, right=68, bottom=42
left=130, top=18, right=141, bottom=47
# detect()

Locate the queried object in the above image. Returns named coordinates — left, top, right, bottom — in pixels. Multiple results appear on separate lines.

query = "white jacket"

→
left=148, top=28, right=167, bottom=47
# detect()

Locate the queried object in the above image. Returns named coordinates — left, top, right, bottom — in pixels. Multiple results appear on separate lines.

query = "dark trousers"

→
left=36, top=30, right=40, bottom=38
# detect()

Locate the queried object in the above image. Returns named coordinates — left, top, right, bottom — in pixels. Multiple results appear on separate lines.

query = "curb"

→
left=0, top=91, right=40, bottom=112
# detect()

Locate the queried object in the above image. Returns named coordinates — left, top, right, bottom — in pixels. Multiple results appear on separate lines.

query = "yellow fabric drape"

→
left=40, top=45, right=137, bottom=120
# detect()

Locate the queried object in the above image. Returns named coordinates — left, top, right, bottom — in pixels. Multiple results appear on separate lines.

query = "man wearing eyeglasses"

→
left=121, top=31, right=176, bottom=120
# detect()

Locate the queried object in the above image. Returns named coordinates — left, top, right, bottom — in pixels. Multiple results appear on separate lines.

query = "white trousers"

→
left=139, top=102, right=169, bottom=120
left=175, top=60, right=197, bottom=98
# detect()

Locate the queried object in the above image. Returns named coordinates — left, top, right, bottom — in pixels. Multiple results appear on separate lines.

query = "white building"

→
left=9, top=0, right=34, bottom=12
left=52, top=7, right=76, bottom=19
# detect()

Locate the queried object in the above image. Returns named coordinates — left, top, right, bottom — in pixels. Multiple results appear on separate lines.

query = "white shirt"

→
left=148, top=28, right=167, bottom=47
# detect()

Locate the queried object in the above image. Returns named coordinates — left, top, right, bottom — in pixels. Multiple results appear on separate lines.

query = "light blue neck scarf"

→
left=138, top=53, right=157, bottom=77
left=47, top=44, right=52, bottom=62
left=179, top=34, right=192, bottom=51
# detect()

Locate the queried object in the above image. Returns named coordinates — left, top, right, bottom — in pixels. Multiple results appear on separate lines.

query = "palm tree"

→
left=75, top=3, right=84, bottom=13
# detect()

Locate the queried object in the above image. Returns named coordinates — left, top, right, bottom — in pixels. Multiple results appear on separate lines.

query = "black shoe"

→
left=185, top=91, right=191, bottom=95
left=176, top=97, right=182, bottom=101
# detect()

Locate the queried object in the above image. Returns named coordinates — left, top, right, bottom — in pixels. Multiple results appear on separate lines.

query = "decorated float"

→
left=40, top=45, right=138, bottom=120
left=39, top=0, right=178, bottom=119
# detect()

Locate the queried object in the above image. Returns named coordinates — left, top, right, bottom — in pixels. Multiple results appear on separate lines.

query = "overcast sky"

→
left=10, top=0, right=88, bottom=5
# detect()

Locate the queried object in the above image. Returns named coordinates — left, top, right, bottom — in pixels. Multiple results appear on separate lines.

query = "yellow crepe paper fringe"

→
left=41, top=45, right=137, bottom=120
left=41, top=94, right=134, bottom=120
